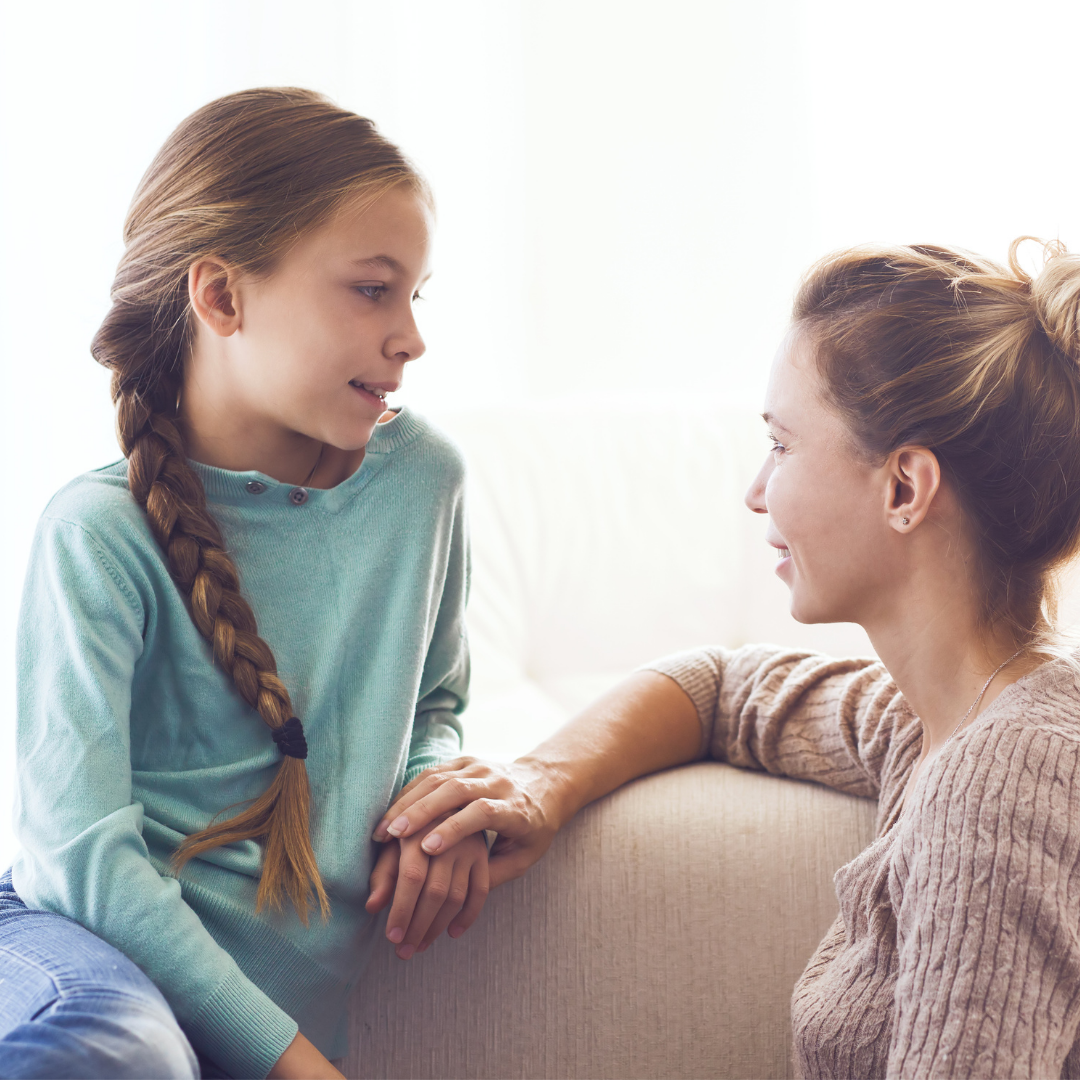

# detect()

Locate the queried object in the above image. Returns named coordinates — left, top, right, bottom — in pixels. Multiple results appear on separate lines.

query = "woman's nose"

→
left=745, top=457, right=771, bottom=514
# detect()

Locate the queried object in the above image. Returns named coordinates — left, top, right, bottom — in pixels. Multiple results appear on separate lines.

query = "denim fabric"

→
left=0, top=869, right=203, bottom=1079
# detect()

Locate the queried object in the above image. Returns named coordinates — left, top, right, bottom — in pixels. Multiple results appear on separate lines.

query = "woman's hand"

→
left=372, top=757, right=568, bottom=888
left=372, top=672, right=703, bottom=887
left=267, top=1032, right=345, bottom=1079
left=365, top=815, right=490, bottom=957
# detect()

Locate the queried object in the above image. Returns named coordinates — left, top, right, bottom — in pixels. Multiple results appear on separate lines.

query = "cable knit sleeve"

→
left=643, top=643, right=920, bottom=800
left=887, top=715, right=1080, bottom=1078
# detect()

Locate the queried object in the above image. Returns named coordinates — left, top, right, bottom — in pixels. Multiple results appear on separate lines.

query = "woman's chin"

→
left=787, top=592, right=844, bottom=626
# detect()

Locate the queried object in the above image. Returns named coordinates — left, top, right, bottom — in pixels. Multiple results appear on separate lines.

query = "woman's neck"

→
left=864, top=592, right=1033, bottom=756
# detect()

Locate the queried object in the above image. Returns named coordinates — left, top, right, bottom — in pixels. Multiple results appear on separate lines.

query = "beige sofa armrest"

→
left=344, top=761, right=876, bottom=1080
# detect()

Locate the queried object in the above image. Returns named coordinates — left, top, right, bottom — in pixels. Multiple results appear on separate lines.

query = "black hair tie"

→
left=272, top=716, right=308, bottom=759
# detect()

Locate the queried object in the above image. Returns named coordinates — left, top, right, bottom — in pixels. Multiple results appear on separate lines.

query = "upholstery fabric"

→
left=345, top=762, right=876, bottom=1080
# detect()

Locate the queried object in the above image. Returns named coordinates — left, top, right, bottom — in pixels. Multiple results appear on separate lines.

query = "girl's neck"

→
left=178, top=362, right=376, bottom=489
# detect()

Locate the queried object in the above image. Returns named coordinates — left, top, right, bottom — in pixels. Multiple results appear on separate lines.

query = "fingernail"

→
left=397, top=944, right=415, bottom=960
left=373, top=824, right=387, bottom=840
left=448, top=925, right=464, bottom=939
left=421, top=833, right=443, bottom=854
left=386, top=816, right=409, bottom=837
left=417, top=942, right=430, bottom=953
left=388, top=926, right=404, bottom=943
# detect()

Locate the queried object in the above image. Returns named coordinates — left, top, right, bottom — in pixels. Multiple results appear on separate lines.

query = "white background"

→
left=2, top=0, right=1079, bottom=866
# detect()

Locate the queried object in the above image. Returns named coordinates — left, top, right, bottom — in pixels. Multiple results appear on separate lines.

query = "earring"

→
left=901, top=517, right=910, bottom=526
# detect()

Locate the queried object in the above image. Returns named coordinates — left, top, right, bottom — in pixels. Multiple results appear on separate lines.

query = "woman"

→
left=376, top=240, right=1080, bottom=1077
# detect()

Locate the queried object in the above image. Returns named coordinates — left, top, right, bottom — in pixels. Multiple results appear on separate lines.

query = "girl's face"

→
left=207, top=185, right=433, bottom=453
left=744, top=329, right=900, bottom=626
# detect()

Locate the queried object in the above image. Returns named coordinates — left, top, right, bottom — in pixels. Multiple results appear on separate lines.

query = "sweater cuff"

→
left=188, top=968, right=299, bottom=1079
left=637, top=648, right=726, bottom=759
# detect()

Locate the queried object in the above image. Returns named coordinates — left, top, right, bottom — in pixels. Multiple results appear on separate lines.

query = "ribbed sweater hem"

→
left=189, top=968, right=298, bottom=1079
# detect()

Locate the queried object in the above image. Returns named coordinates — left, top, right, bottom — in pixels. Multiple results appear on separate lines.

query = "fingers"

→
left=384, top=841, right=429, bottom=951
left=447, top=855, right=490, bottom=939
left=396, top=862, right=453, bottom=959
left=416, top=799, right=516, bottom=856
left=373, top=759, right=500, bottom=841
left=418, top=859, right=473, bottom=951
left=364, top=841, right=400, bottom=914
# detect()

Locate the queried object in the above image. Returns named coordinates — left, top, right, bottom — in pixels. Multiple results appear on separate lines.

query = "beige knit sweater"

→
left=647, top=644, right=1080, bottom=1080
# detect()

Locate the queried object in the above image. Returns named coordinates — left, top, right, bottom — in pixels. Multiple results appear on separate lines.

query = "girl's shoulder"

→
left=368, top=408, right=466, bottom=485
left=39, top=459, right=147, bottom=544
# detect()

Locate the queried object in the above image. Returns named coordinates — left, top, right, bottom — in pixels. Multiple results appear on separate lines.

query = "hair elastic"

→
left=272, top=716, right=308, bottom=759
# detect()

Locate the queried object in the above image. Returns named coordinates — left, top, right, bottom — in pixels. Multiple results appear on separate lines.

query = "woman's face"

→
left=745, top=329, right=900, bottom=626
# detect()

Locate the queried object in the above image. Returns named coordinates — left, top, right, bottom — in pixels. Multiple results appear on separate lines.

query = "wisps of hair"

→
left=92, top=88, right=427, bottom=921
left=794, top=237, right=1080, bottom=659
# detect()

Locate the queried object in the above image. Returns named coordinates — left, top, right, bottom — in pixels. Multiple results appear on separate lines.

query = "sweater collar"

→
left=187, top=406, right=429, bottom=512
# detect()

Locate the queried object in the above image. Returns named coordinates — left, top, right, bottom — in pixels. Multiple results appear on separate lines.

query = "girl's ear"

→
left=188, top=259, right=242, bottom=336
left=885, top=445, right=941, bottom=533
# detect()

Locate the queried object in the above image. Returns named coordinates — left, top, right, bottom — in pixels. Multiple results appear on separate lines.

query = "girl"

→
left=380, top=240, right=1080, bottom=1077
left=3, top=87, right=488, bottom=1080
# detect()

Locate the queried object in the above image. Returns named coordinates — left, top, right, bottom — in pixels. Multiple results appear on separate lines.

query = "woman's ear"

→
left=886, top=446, right=941, bottom=533
left=188, top=259, right=242, bottom=337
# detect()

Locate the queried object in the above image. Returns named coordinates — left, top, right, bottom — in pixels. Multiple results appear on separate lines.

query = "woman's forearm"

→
left=372, top=669, right=702, bottom=888
left=516, top=669, right=702, bottom=829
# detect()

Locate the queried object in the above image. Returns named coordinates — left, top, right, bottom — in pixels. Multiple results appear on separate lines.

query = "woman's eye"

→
left=356, top=285, right=386, bottom=300
left=412, top=291, right=425, bottom=302
left=769, top=436, right=787, bottom=455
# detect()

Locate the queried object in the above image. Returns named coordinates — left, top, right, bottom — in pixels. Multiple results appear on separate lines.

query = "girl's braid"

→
left=114, top=373, right=329, bottom=921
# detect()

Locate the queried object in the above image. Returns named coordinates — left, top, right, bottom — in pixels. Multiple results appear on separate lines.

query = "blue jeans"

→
left=0, top=868, right=215, bottom=1078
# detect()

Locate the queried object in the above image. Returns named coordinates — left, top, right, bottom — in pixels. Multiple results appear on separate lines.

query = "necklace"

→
left=945, top=648, right=1024, bottom=743
left=301, top=444, right=324, bottom=488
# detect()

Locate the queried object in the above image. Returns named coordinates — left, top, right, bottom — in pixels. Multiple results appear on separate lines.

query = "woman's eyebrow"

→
left=762, top=412, right=793, bottom=434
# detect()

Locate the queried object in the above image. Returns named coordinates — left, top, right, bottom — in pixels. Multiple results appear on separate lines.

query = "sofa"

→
left=343, top=404, right=884, bottom=1079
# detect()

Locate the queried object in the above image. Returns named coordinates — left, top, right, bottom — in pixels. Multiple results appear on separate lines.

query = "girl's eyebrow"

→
left=351, top=254, right=405, bottom=274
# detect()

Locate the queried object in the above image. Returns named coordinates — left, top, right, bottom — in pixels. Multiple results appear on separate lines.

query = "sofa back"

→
left=429, top=404, right=875, bottom=758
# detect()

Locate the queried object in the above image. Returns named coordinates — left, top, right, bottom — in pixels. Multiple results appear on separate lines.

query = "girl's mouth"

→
left=349, top=380, right=388, bottom=400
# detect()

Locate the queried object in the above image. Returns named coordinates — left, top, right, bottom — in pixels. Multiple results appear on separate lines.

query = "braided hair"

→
left=91, top=88, right=428, bottom=920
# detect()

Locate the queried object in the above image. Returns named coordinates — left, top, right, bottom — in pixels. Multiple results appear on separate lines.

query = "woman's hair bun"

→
left=1014, top=237, right=1080, bottom=362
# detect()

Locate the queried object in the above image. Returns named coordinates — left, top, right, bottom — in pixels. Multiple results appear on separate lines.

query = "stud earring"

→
left=901, top=517, right=910, bottom=526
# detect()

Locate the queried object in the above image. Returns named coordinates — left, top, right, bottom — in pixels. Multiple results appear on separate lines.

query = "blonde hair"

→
left=91, top=88, right=429, bottom=921
left=795, top=238, right=1080, bottom=656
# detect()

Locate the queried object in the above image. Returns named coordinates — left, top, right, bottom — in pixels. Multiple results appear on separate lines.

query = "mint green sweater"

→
left=12, top=409, right=468, bottom=1079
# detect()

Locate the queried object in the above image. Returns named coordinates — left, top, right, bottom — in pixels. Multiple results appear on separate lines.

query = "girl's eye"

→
left=356, top=285, right=386, bottom=300
left=412, top=291, right=425, bottom=302
left=768, top=435, right=787, bottom=455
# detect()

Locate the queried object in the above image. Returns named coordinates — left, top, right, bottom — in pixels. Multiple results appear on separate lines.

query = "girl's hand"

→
left=267, top=1032, right=345, bottom=1079
left=372, top=757, right=566, bottom=888
left=365, top=816, right=489, bottom=958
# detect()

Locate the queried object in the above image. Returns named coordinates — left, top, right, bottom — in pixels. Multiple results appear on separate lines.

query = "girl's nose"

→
left=745, top=456, right=771, bottom=515
left=386, top=310, right=426, bottom=364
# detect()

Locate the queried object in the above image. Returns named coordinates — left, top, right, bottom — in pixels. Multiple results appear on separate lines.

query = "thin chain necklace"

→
left=301, top=443, right=324, bottom=487
left=945, top=648, right=1024, bottom=743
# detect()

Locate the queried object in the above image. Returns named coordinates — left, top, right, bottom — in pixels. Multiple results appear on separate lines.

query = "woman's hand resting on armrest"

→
left=372, top=669, right=702, bottom=888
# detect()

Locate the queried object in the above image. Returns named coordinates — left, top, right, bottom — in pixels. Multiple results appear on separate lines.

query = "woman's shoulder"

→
left=923, top=657, right=1080, bottom=825
left=987, top=655, right=1080, bottom=744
